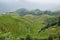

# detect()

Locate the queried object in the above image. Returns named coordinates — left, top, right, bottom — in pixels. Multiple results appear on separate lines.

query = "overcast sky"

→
left=0, top=0, right=60, bottom=12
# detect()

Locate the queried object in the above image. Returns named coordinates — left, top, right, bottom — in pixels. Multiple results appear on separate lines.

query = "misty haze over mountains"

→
left=0, top=0, right=60, bottom=13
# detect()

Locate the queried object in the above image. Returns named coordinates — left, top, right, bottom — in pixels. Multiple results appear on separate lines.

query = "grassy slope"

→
left=0, top=14, right=60, bottom=40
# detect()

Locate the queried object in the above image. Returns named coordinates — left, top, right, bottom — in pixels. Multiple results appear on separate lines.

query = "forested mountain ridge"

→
left=16, top=8, right=60, bottom=16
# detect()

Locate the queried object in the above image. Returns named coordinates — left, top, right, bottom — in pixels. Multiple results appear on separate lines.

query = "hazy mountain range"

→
left=0, top=0, right=60, bottom=13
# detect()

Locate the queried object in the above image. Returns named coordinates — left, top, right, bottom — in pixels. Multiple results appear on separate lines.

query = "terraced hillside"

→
left=0, top=13, right=60, bottom=40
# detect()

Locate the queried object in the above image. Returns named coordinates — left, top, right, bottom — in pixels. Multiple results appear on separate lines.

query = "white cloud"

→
left=25, top=0, right=60, bottom=4
left=0, top=0, right=60, bottom=11
left=0, top=0, right=20, bottom=2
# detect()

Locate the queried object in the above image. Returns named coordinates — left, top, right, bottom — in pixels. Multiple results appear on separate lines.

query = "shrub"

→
left=26, top=35, right=32, bottom=40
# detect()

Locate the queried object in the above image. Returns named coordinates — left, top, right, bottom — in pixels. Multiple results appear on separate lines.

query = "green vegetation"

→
left=0, top=9, right=60, bottom=40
